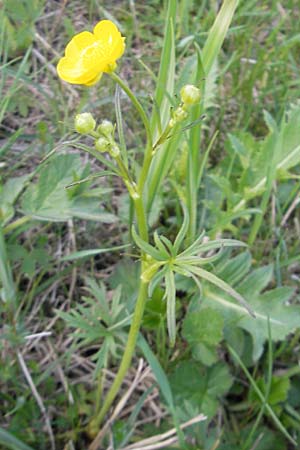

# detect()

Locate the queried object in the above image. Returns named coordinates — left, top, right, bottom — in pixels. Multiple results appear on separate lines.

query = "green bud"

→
left=173, top=106, right=188, bottom=123
left=109, top=144, right=120, bottom=158
left=74, top=113, right=96, bottom=134
left=168, top=118, right=176, bottom=128
left=95, top=137, right=110, bottom=153
left=180, top=84, right=201, bottom=106
left=97, top=120, right=114, bottom=138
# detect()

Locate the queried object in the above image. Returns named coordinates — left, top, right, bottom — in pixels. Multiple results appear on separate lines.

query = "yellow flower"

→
left=57, top=20, right=125, bottom=86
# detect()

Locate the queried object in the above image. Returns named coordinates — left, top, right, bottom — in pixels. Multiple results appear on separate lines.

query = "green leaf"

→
left=182, top=264, right=254, bottom=318
left=173, top=202, right=189, bottom=254
left=216, top=251, right=252, bottom=286
left=203, top=262, right=300, bottom=361
left=250, top=376, right=291, bottom=407
left=170, top=361, right=233, bottom=419
left=61, top=244, right=130, bottom=261
left=182, top=307, right=223, bottom=366
left=150, top=0, right=176, bottom=136
left=0, top=427, right=35, bottom=450
left=233, top=105, right=300, bottom=201
left=0, top=174, right=30, bottom=225
left=202, top=0, right=239, bottom=76
left=191, top=342, right=219, bottom=366
left=109, top=259, right=140, bottom=310
left=147, top=0, right=177, bottom=210
left=138, top=335, right=184, bottom=444
left=165, top=269, right=176, bottom=346
left=21, top=154, right=115, bottom=222
left=182, top=307, right=223, bottom=347
left=0, top=227, right=16, bottom=306
left=131, top=226, right=165, bottom=261
left=138, top=335, right=175, bottom=413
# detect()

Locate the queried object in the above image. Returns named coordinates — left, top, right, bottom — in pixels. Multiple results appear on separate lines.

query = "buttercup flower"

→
left=57, top=20, right=125, bottom=86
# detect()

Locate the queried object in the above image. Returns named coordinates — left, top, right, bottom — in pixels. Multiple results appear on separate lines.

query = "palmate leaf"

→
left=21, top=154, right=117, bottom=223
left=200, top=257, right=300, bottom=361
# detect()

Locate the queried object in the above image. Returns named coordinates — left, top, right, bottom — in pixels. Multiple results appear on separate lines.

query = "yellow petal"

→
left=57, top=20, right=125, bottom=86
left=93, top=20, right=121, bottom=46
left=65, top=31, right=97, bottom=58
left=93, top=20, right=125, bottom=60
left=57, top=55, right=101, bottom=84
left=84, top=73, right=103, bottom=86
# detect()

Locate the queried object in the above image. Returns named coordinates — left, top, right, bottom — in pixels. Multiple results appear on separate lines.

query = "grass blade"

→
left=228, top=344, right=297, bottom=447
left=0, top=428, right=35, bottom=450
left=202, top=0, right=239, bottom=77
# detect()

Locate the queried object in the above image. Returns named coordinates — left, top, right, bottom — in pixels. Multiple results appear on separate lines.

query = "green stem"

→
left=89, top=276, right=149, bottom=433
left=89, top=173, right=149, bottom=439
left=134, top=196, right=148, bottom=242
left=3, top=216, right=31, bottom=234
left=109, top=72, right=153, bottom=193
left=109, top=72, right=152, bottom=149
left=88, top=73, right=154, bottom=441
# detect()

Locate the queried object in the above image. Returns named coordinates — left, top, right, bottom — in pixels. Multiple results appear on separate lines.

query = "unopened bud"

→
left=97, top=120, right=114, bottom=138
left=74, top=113, right=96, bottom=134
left=110, top=144, right=120, bottom=158
left=173, top=106, right=188, bottom=123
left=180, top=84, right=201, bottom=107
left=168, top=118, right=176, bottom=128
left=95, top=137, right=110, bottom=153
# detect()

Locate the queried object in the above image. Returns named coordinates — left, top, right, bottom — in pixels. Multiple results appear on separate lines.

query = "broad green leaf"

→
left=0, top=174, right=30, bottom=225
left=250, top=376, right=291, bottom=407
left=203, top=263, right=300, bottom=360
left=191, top=342, right=219, bottom=366
left=182, top=307, right=224, bottom=366
left=170, top=361, right=232, bottom=419
left=21, top=154, right=116, bottom=223
left=182, top=307, right=223, bottom=347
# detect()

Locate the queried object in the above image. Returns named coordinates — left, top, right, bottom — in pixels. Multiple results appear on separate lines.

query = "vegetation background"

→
left=1, top=0, right=300, bottom=449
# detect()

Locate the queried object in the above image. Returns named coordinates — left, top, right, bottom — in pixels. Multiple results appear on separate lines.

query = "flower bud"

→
left=168, top=118, right=176, bottom=128
left=97, top=120, right=114, bottom=138
left=95, top=137, right=110, bottom=153
left=173, top=106, right=188, bottom=123
left=74, top=112, right=96, bottom=134
left=109, top=144, right=120, bottom=158
left=180, top=84, right=201, bottom=107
